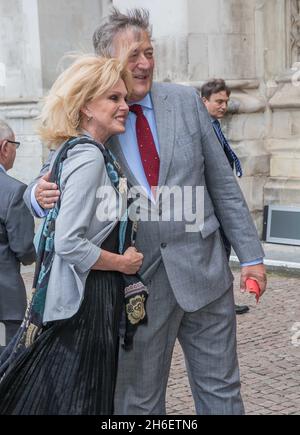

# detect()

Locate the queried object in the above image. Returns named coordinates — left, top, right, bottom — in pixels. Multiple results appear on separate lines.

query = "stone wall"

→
left=0, top=0, right=111, bottom=184
left=0, top=101, right=42, bottom=185
left=0, top=0, right=42, bottom=100
left=263, top=0, right=300, bottom=211
left=38, top=0, right=110, bottom=91
left=0, top=0, right=43, bottom=184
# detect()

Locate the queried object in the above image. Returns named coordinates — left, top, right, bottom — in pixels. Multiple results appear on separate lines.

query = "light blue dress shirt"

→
left=118, top=94, right=160, bottom=201
left=0, top=164, right=6, bottom=173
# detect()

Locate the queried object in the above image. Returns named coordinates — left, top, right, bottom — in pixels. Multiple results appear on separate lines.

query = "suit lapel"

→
left=151, top=83, right=175, bottom=187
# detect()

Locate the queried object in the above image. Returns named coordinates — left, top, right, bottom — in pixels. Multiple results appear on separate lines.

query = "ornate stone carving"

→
left=290, top=0, right=300, bottom=64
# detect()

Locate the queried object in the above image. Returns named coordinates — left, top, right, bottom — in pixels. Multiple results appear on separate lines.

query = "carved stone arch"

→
left=289, top=0, right=300, bottom=64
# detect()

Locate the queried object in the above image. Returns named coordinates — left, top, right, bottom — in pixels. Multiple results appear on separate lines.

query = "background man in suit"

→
left=0, top=120, right=36, bottom=354
left=24, top=8, right=267, bottom=415
left=201, top=79, right=250, bottom=315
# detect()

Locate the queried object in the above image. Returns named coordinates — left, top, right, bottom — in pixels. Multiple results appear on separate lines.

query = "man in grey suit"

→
left=24, top=9, right=267, bottom=415
left=0, top=120, right=36, bottom=354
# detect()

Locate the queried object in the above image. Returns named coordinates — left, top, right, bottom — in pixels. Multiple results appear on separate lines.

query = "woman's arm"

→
left=92, top=246, right=143, bottom=275
left=54, top=145, right=106, bottom=273
left=55, top=144, right=144, bottom=276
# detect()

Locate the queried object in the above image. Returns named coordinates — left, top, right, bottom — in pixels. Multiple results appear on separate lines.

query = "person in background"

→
left=201, top=79, right=250, bottom=315
left=0, top=120, right=36, bottom=355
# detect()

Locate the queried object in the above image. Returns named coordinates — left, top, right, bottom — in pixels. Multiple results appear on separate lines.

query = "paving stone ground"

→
left=166, top=270, right=300, bottom=415
left=22, top=269, right=300, bottom=415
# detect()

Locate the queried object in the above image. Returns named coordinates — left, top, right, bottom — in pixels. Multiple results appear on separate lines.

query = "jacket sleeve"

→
left=193, top=90, right=264, bottom=263
left=54, top=145, right=106, bottom=274
left=6, top=184, right=36, bottom=265
left=23, top=150, right=55, bottom=217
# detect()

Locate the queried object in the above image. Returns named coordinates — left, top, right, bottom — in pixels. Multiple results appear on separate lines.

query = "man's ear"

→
left=0, top=140, right=8, bottom=157
left=202, top=97, right=207, bottom=104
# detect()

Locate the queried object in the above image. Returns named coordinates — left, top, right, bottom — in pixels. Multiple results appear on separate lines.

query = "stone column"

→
left=37, top=0, right=111, bottom=91
left=263, top=0, right=300, bottom=207
left=0, top=0, right=43, bottom=184
left=37, top=0, right=111, bottom=163
left=0, top=0, right=110, bottom=184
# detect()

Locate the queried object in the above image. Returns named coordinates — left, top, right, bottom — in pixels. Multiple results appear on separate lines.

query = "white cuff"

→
left=31, top=184, right=47, bottom=218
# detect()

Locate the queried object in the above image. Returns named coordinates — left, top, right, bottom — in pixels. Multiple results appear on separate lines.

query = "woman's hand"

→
left=119, top=247, right=144, bottom=275
left=92, top=247, right=143, bottom=274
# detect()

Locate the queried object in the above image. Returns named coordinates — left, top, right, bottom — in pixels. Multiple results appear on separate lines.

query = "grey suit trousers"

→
left=114, top=262, right=244, bottom=415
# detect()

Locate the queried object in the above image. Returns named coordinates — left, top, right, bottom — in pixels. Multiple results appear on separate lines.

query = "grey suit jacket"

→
left=109, top=82, right=264, bottom=310
left=0, top=168, right=36, bottom=320
left=24, top=82, right=264, bottom=312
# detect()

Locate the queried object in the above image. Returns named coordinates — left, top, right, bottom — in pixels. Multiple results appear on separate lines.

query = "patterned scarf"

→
left=0, top=136, right=148, bottom=378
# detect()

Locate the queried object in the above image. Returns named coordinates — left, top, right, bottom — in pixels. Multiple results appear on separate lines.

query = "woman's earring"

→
left=87, top=116, right=93, bottom=122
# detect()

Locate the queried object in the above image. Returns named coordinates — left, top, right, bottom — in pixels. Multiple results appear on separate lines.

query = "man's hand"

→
left=240, top=263, right=267, bottom=297
left=35, top=172, right=60, bottom=209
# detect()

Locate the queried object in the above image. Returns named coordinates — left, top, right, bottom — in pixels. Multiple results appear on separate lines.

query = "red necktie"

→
left=130, top=104, right=160, bottom=189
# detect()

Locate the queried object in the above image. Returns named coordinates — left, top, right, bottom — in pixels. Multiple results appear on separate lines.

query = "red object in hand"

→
left=246, top=279, right=261, bottom=303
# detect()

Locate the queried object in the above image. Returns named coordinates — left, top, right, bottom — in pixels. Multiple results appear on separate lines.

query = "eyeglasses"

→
left=6, top=140, right=20, bottom=149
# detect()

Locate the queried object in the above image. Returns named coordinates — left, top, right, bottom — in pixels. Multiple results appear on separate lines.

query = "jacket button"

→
left=161, top=243, right=167, bottom=249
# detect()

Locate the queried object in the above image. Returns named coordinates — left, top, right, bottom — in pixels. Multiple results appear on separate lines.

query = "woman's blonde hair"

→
left=38, top=55, right=131, bottom=148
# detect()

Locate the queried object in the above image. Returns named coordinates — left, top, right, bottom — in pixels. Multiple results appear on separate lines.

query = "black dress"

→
left=0, top=225, right=123, bottom=415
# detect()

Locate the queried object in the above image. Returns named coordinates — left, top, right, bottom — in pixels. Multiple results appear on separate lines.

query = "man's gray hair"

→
left=0, top=119, right=14, bottom=141
left=93, top=7, right=152, bottom=57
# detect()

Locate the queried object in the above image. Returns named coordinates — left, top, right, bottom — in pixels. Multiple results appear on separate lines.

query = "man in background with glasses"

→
left=0, top=119, right=36, bottom=354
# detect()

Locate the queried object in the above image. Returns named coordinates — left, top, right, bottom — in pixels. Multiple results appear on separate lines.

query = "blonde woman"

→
left=0, top=56, right=144, bottom=415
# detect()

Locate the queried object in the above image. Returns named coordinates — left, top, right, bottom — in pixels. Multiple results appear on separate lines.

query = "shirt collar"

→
left=129, top=93, right=153, bottom=110
left=80, top=130, right=93, bottom=139
left=0, top=164, right=6, bottom=173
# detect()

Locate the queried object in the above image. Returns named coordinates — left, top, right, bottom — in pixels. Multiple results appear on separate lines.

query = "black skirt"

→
left=0, top=269, right=123, bottom=415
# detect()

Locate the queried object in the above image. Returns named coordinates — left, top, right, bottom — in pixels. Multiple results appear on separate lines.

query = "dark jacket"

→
left=0, top=168, right=36, bottom=320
